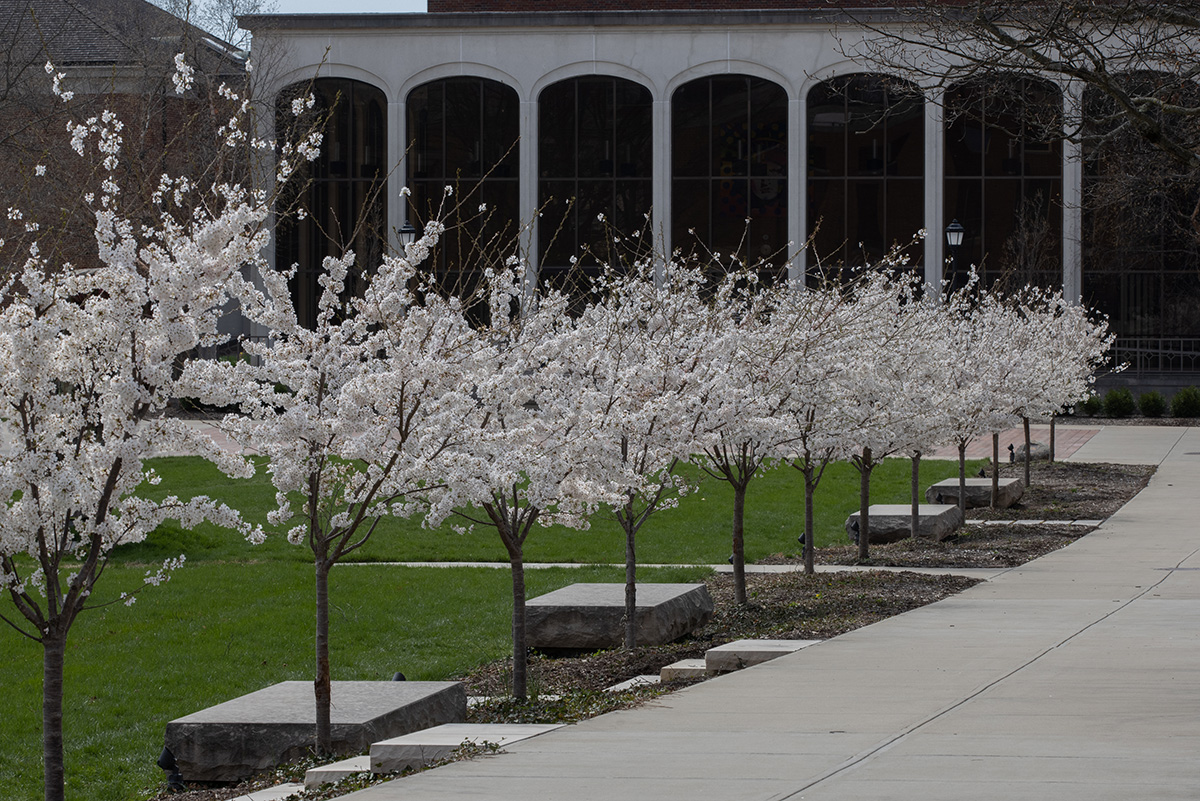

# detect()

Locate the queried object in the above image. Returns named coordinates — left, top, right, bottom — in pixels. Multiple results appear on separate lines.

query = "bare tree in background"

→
left=151, top=0, right=278, bottom=51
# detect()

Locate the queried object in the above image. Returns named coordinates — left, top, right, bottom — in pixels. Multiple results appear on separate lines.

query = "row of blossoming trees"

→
left=1, top=59, right=1112, bottom=801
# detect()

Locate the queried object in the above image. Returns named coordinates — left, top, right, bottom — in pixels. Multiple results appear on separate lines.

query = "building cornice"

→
left=240, top=8, right=906, bottom=32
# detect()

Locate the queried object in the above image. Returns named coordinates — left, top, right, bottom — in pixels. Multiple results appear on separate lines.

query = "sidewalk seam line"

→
left=773, top=541, right=1200, bottom=800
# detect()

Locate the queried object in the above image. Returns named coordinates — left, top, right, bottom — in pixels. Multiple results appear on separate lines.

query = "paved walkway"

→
left=925, top=422, right=1099, bottom=460
left=340, top=425, right=1200, bottom=801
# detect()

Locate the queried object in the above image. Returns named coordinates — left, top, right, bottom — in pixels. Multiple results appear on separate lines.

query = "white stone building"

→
left=244, top=5, right=1200, bottom=383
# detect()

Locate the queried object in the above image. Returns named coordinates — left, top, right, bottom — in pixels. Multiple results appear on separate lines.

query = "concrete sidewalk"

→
left=340, top=426, right=1200, bottom=801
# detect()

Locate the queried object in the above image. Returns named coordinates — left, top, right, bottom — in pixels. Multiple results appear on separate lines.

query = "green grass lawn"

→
left=124, top=455, right=986, bottom=566
left=1, top=453, right=983, bottom=801
left=0, top=562, right=709, bottom=801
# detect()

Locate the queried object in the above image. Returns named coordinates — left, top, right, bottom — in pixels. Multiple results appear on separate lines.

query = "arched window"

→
left=806, top=74, right=924, bottom=278
left=945, top=76, right=1062, bottom=291
left=672, top=75, right=788, bottom=272
left=407, top=77, right=520, bottom=305
left=538, top=76, right=652, bottom=294
left=1083, top=73, right=1200, bottom=363
left=276, top=78, right=387, bottom=329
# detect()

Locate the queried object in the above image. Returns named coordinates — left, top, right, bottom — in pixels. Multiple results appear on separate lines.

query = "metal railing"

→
left=1110, top=338, right=1200, bottom=375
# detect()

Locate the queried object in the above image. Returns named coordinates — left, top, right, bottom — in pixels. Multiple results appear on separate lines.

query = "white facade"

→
left=247, top=9, right=1084, bottom=293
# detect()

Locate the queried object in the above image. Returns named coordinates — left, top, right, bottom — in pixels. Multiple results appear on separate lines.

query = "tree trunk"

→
left=910, top=452, right=920, bottom=540
left=623, top=517, right=637, bottom=650
left=314, top=559, right=332, bottom=755
left=1023, top=416, right=1032, bottom=487
left=732, top=484, right=747, bottom=605
left=1049, top=415, right=1056, bottom=463
left=957, top=441, right=967, bottom=516
left=803, top=467, right=816, bottom=576
left=991, top=432, right=1000, bottom=509
left=857, top=447, right=872, bottom=561
left=509, top=548, right=528, bottom=701
left=43, top=628, right=66, bottom=801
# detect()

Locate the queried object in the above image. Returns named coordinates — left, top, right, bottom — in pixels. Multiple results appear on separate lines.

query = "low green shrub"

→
left=1103, top=387, right=1136, bottom=418
left=1138, top=391, right=1166, bottom=418
left=1080, top=394, right=1104, bottom=416
left=1171, top=386, right=1200, bottom=418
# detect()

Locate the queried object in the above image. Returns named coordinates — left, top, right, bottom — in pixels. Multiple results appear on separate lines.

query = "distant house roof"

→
left=0, top=0, right=242, bottom=72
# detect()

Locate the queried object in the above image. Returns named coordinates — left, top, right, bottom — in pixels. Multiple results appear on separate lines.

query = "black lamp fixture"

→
left=945, top=218, right=965, bottom=290
left=944, top=218, right=965, bottom=249
left=399, top=220, right=418, bottom=247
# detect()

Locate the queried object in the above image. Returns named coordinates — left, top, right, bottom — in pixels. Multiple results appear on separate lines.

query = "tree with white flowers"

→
left=566, top=263, right=721, bottom=641
left=934, top=283, right=1024, bottom=516
left=423, top=266, right=611, bottom=700
left=1005, top=288, right=1114, bottom=487
left=178, top=215, right=489, bottom=752
left=696, top=273, right=803, bottom=603
left=0, top=58, right=276, bottom=801
left=770, top=280, right=858, bottom=574
left=833, top=268, right=938, bottom=560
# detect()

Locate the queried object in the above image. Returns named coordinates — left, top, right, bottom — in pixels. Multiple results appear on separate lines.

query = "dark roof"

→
left=0, top=0, right=242, bottom=70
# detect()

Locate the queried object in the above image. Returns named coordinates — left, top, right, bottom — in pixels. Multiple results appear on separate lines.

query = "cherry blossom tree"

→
left=178, top=214, right=488, bottom=752
left=0, top=58, right=273, bottom=801
left=566, top=263, right=718, bottom=643
left=932, top=282, right=1023, bottom=516
left=424, top=266, right=609, bottom=700
left=698, top=274, right=807, bottom=602
left=834, top=268, right=937, bottom=560
left=773, top=282, right=857, bottom=575
left=1003, top=287, right=1114, bottom=488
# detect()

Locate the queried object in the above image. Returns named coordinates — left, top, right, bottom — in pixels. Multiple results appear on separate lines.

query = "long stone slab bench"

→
left=304, top=755, right=371, bottom=789
left=705, top=639, right=822, bottom=673
left=527, top=583, right=713, bottom=650
left=927, top=477, right=1024, bottom=509
left=845, top=504, right=963, bottom=544
left=165, top=681, right=465, bottom=783
left=370, top=723, right=563, bottom=773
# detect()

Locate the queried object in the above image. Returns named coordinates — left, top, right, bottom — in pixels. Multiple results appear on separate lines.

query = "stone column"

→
left=789, top=93, right=805, bottom=285
left=388, top=97, right=406, bottom=255
left=652, top=96, right=671, bottom=283
left=520, top=98, right=539, bottom=298
left=923, top=84, right=945, bottom=291
left=1062, top=79, right=1084, bottom=303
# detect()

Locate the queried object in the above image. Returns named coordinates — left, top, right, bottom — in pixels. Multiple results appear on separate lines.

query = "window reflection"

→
left=407, top=77, right=520, bottom=317
left=944, top=77, right=1062, bottom=292
left=806, top=74, right=924, bottom=281
left=538, top=76, right=653, bottom=301
left=1082, top=73, right=1200, bottom=346
left=276, top=79, right=387, bottom=329
left=672, top=75, right=788, bottom=274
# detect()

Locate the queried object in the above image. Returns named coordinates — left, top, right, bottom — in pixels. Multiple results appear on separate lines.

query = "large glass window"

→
left=538, top=76, right=652, bottom=296
left=672, top=75, right=788, bottom=273
left=806, top=74, right=924, bottom=280
left=407, top=77, right=520, bottom=307
left=276, top=79, right=387, bottom=329
left=1082, top=73, right=1200, bottom=365
left=945, top=76, right=1063, bottom=292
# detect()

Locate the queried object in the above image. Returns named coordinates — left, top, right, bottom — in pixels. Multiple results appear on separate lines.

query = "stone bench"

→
left=660, top=659, right=709, bottom=681
left=926, top=477, right=1024, bottom=509
left=845, top=504, right=963, bottom=544
left=705, top=638, right=822, bottom=672
left=304, top=755, right=371, bottom=789
left=527, top=583, right=713, bottom=650
left=370, top=723, right=563, bottom=773
left=165, top=680, right=465, bottom=783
